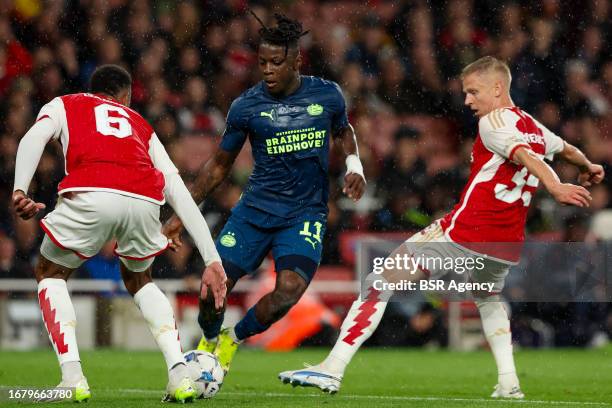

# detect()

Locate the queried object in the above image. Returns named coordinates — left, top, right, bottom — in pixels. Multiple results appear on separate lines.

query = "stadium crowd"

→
left=0, top=0, right=611, bottom=347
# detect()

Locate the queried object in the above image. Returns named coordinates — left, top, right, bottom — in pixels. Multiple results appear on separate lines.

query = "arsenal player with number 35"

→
left=279, top=56, right=604, bottom=399
left=12, top=65, right=227, bottom=403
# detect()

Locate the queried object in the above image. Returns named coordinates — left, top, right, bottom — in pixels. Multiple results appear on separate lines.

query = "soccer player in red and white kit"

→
left=12, top=65, right=227, bottom=403
left=280, top=56, right=605, bottom=398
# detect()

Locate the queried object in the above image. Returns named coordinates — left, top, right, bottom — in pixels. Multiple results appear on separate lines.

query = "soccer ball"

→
left=184, top=350, right=224, bottom=398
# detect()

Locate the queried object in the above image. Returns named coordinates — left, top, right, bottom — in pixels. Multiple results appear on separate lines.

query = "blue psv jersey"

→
left=220, top=76, right=349, bottom=226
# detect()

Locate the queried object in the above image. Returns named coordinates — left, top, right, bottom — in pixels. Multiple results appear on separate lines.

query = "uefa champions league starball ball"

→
left=184, top=350, right=225, bottom=398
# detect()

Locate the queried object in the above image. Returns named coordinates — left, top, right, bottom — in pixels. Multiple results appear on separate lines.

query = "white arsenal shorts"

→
left=40, top=191, right=168, bottom=272
left=402, top=220, right=511, bottom=295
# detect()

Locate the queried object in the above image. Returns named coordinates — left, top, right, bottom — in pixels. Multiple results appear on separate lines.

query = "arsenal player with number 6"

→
left=279, top=56, right=605, bottom=399
left=12, top=65, right=227, bottom=403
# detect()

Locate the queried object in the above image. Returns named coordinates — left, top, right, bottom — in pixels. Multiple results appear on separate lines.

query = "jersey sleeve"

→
left=219, top=98, right=248, bottom=152
left=13, top=120, right=57, bottom=193
left=35, top=97, right=64, bottom=141
left=148, top=133, right=179, bottom=176
left=479, top=109, right=531, bottom=162
left=330, top=82, right=350, bottom=133
left=529, top=115, right=565, bottom=160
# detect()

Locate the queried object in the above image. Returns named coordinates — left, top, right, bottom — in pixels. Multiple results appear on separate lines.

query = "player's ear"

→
left=494, top=80, right=502, bottom=97
left=293, top=50, right=302, bottom=71
left=117, top=88, right=131, bottom=106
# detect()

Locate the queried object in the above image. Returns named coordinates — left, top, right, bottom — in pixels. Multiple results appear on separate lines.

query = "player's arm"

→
left=480, top=109, right=591, bottom=208
left=333, top=125, right=366, bottom=201
left=190, top=147, right=240, bottom=205
left=529, top=113, right=605, bottom=188
left=331, top=82, right=366, bottom=201
left=13, top=100, right=63, bottom=219
left=513, top=147, right=591, bottom=207
left=556, top=142, right=604, bottom=187
left=149, top=134, right=227, bottom=308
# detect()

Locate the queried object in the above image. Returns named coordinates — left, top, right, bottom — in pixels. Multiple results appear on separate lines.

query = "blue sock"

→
left=234, top=306, right=270, bottom=341
left=198, top=310, right=224, bottom=340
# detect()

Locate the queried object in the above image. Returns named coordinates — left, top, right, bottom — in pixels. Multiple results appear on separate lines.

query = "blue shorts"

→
left=215, top=212, right=326, bottom=283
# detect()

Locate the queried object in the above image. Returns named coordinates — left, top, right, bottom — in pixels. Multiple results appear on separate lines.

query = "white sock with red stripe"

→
left=37, top=278, right=83, bottom=382
left=321, top=274, right=391, bottom=376
left=133, top=283, right=184, bottom=372
left=476, top=297, right=519, bottom=390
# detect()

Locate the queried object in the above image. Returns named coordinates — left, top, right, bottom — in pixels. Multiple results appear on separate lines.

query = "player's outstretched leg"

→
left=216, top=270, right=308, bottom=373
left=278, top=272, right=393, bottom=393
left=196, top=277, right=236, bottom=354
left=475, top=296, right=524, bottom=399
left=121, top=262, right=197, bottom=403
left=34, top=249, right=91, bottom=403
left=279, top=238, right=427, bottom=394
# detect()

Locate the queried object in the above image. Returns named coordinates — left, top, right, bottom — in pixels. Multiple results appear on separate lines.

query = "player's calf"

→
left=35, top=253, right=86, bottom=396
left=123, top=264, right=189, bottom=400
left=197, top=301, right=222, bottom=354
left=475, top=296, right=522, bottom=397
left=214, top=271, right=308, bottom=374
left=197, top=277, right=236, bottom=352
left=255, top=269, right=308, bottom=326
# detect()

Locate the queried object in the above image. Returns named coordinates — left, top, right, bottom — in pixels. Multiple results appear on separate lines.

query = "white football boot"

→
left=491, top=384, right=525, bottom=399
left=278, top=364, right=342, bottom=394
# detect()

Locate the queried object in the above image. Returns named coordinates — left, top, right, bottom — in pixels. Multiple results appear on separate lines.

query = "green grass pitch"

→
left=1, top=346, right=611, bottom=407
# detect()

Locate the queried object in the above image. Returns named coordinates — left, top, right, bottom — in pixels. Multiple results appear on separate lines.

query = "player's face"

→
left=462, top=72, right=497, bottom=117
left=258, top=43, right=300, bottom=95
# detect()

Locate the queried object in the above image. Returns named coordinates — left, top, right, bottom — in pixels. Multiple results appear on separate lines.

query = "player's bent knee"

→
left=34, top=254, right=75, bottom=282
left=39, top=235, right=83, bottom=272
left=276, top=271, right=308, bottom=298
left=119, top=256, right=155, bottom=273
left=275, top=255, right=318, bottom=284
left=120, top=263, right=153, bottom=296
left=268, top=272, right=308, bottom=320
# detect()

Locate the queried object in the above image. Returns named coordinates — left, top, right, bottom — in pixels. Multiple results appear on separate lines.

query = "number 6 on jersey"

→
left=94, top=103, right=132, bottom=138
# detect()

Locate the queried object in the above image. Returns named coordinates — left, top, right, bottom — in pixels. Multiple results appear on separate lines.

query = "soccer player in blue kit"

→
left=163, top=13, right=366, bottom=373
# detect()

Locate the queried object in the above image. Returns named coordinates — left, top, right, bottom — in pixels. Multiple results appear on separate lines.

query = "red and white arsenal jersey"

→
left=36, top=93, right=166, bottom=204
left=439, top=107, right=564, bottom=263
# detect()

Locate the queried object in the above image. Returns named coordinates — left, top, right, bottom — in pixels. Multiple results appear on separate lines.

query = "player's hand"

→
left=200, top=261, right=227, bottom=310
left=12, top=190, right=45, bottom=220
left=578, top=163, right=605, bottom=187
left=550, top=183, right=592, bottom=207
left=162, top=215, right=184, bottom=252
left=343, top=173, right=366, bottom=202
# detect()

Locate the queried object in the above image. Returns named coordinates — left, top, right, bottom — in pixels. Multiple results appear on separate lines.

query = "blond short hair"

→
left=461, top=56, right=512, bottom=85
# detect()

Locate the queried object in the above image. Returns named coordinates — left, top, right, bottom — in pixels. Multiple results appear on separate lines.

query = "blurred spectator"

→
left=0, top=17, right=32, bottom=97
left=563, top=60, right=609, bottom=117
left=177, top=76, right=224, bottom=135
left=0, top=233, right=32, bottom=278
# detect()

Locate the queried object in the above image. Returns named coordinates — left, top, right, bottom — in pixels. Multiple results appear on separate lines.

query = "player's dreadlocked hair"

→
left=249, top=10, right=309, bottom=58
